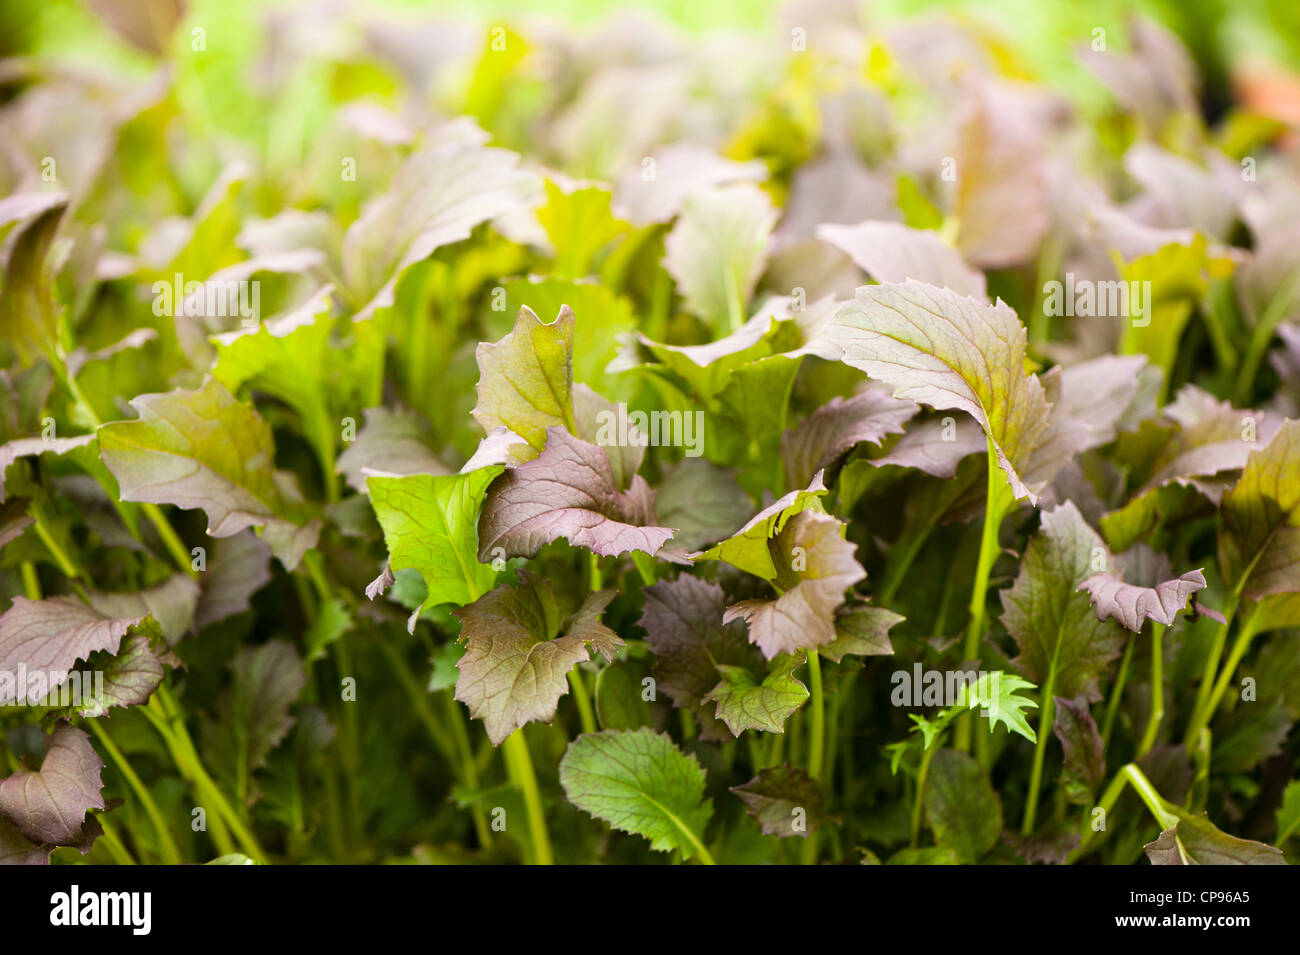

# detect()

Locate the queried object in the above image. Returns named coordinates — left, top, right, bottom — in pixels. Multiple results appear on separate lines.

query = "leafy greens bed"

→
left=0, top=1, right=1299, bottom=866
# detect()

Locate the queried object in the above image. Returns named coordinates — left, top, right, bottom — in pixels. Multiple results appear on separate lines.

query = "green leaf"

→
left=820, top=604, right=903, bottom=662
left=663, top=183, right=776, bottom=333
left=200, top=640, right=308, bottom=803
left=924, top=748, right=1002, bottom=863
left=558, top=728, right=712, bottom=859
left=0, top=194, right=67, bottom=366
left=722, top=511, right=866, bottom=658
left=594, top=656, right=655, bottom=731
left=211, top=286, right=352, bottom=483
left=1003, top=502, right=1125, bottom=702
left=827, top=279, right=1051, bottom=502
left=1119, top=237, right=1234, bottom=386
left=1275, top=780, right=1300, bottom=845
left=954, top=671, right=1041, bottom=744
left=639, top=575, right=757, bottom=742
left=731, top=764, right=826, bottom=838
left=1052, top=696, right=1105, bottom=805
left=368, top=467, right=501, bottom=624
left=97, top=377, right=321, bottom=568
left=1144, top=809, right=1286, bottom=865
left=342, top=138, right=539, bottom=315
left=703, top=651, right=809, bottom=735
left=1218, top=420, right=1300, bottom=600
left=472, top=305, right=575, bottom=457
left=692, top=472, right=827, bottom=579
left=453, top=573, right=623, bottom=745
left=304, top=598, right=351, bottom=666
left=500, top=278, right=636, bottom=400
left=535, top=180, right=631, bottom=279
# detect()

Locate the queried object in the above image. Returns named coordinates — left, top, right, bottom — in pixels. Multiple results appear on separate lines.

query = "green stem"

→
left=502, top=730, right=553, bottom=865
left=800, top=650, right=826, bottom=864
left=631, top=550, right=657, bottom=586
left=149, top=688, right=266, bottom=860
left=567, top=669, right=597, bottom=735
left=141, top=503, right=198, bottom=578
left=1100, top=631, right=1135, bottom=749
left=1029, top=230, right=1064, bottom=348
left=1186, top=589, right=1241, bottom=743
left=20, top=561, right=41, bottom=600
left=140, top=701, right=237, bottom=857
left=443, top=693, right=492, bottom=849
left=96, top=815, right=138, bottom=865
left=909, top=738, right=939, bottom=847
left=1122, top=763, right=1178, bottom=829
left=1235, top=270, right=1300, bottom=405
left=1021, top=673, right=1058, bottom=835
left=723, top=267, right=745, bottom=334
left=1194, top=602, right=1262, bottom=737
left=88, top=720, right=183, bottom=864
left=1137, top=623, right=1165, bottom=758
left=955, top=439, right=1008, bottom=752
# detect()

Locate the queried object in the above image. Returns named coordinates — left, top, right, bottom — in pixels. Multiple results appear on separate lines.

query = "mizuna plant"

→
left=0, top=1, right=1298, bottom=867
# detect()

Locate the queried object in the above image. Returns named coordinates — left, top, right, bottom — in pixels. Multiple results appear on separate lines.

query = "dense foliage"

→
left=1, top=0, right=1299, bottom=866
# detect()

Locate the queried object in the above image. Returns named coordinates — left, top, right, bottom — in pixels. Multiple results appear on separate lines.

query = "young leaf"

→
left=1218, top=420, right=1300, bottom=600
left=472, top=305, right=575, bottom=457
left=651, top=459, right=753, bottom=552
left=559, top=728, right=713, bottom=859
left=780, top=390, right=918, bottom=488
left=1144, top=810, right=1286, bottom=865
left=194, top=530, right=272, bottom=630
left=827, top=280, right=1050, bottom=501
left=87, top=574, right=199, bottom=645
left=453, top=574, right=622, bottom=745
left=1276, top=780, right=1300, bottom=845
left=201, top=640, right=308, bottom=802
left=703, top=651, right=809, bottom=735
left=639, top=575, right=757, bottom=742
left=0, top=723, right=104, bottom=848
left=924, top=749, right=1003, bottom=863
left=47, top=620, right=171, bottom=719
left=1052, top=696, right=1105, bottom=805
left=0, top=194, right=67, bottom=366
left=0, top=596, right=143, bottom=705
left=1002, top=502, right=1125, bottom=702
left=816, top=220, right=987, bottom=300
left=731, top=764, right=826, bottom=838
left=367, top=467, right=503, bottom=624
left=722, top=511, right=866, bottom=658
left=663, top=183, right=776, bottom=332
left=820, top=603, right=903, bottom=662
left=691, top=472, right=827, bottom=579
left=1078, top=568, right=1206, bottom=632
left=476, top=426, right=673, bottom=560
left=97, top=377, right=321, bottom=568
left=953, top=671, right=1041, bottom=744
left=342, top=139, right=539, bottom=315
